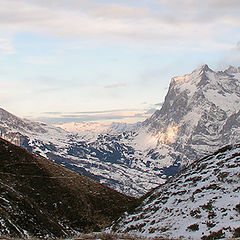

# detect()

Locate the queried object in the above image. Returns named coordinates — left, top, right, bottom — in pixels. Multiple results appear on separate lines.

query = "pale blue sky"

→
left=0, top=0, right=239, bottom=123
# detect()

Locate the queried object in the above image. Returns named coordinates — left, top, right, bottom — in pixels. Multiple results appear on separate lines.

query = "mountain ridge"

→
left=0, top=64, right=239, bottom=196
left=143, top=64, right=240, bottom=163
left=113, top=143, right=240, bottom=239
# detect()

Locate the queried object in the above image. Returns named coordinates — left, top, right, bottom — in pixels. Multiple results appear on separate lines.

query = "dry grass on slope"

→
left=0, top=138, right=137, bottom=239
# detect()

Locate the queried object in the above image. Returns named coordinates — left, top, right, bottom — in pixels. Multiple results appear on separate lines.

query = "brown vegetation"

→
left=0, top=138, right=138, bottom=238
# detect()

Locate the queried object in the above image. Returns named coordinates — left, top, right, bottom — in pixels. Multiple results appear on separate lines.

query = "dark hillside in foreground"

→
left=0, top=138, right=137, bottom=239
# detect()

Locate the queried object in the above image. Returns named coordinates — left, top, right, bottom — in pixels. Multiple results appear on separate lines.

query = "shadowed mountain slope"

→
left=0, top=138, right=136, bottom=239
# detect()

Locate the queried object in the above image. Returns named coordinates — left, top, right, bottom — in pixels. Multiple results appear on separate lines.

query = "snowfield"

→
left=114, top=144, right=240, bottom=240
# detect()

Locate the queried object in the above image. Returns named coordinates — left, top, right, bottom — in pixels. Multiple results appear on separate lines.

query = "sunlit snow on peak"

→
left=157, top=124, right=178, bottom=144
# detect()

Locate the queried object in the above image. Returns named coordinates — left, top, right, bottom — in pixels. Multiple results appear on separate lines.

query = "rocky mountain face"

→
left=0, top=138, right=136, bottom=239
left=0, top=65, right=239, bottom=197
left=143, top=64, right=240, bottom=165
left=113, top=144, right=240, bottom=240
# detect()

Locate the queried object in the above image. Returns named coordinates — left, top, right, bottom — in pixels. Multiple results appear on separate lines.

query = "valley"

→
left=0, top=64, right=239, bottom=239
left=1, top=65, right=240, bottom=197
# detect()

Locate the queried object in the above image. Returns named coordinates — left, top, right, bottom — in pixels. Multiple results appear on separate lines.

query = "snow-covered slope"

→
left=0, top=64, right=239, bottom=197
left=0, top=108, right=73, bottom=157
left=114, top=144, right=240, bottom=240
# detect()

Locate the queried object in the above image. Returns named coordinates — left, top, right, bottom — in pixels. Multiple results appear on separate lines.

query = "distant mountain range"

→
left=0, top=138, right=136, bottom=238
left=54, top=121, right=141, bottom=141
left=114, top=143, right=240, bottom=240
left=0, top=64, right=239, bottom=196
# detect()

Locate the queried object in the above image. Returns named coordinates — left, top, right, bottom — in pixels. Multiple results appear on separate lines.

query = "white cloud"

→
left=104, top=83, right=126, bottom=89
left=0, top=38, right=15, bottom=54
left=0, top=80, right=23, bottom=105
left=237, top=41, right=240, bottom=49
left=218, top=41, right=240, bottom=68
left=35, top=107, right=147, bottom=123
left=0, top=0, right=238, bottom=52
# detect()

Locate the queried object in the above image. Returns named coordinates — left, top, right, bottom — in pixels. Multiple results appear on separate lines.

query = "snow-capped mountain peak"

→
left=54, top=121, right=141, bottom=141
left=144, top=64, right=240, bottom=165
left=193, top=64, right=213, bottom=77
left=1, top=64, right=239, bottom=197
left=224, top=65, right=240, bottom=75
left=171, top=64, right=240, bottom=99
